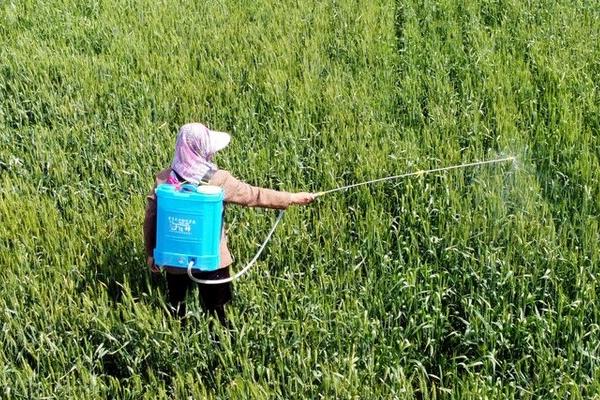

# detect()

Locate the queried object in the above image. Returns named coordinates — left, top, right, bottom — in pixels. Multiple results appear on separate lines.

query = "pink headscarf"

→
left=170, top=123, right=229, bottom=185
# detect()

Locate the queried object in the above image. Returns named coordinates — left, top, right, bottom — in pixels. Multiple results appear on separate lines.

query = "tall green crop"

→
left=0, top=0, right=598, bottom=398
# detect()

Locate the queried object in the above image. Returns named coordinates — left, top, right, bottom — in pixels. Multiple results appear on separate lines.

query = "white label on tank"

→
left=168, top=217, right=196, bottom=234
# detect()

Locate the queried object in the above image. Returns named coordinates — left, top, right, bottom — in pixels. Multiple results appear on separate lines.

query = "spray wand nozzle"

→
left=313, top=156, right=515, bottom=198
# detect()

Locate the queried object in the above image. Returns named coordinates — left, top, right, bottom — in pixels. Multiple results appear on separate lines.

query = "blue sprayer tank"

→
left=153, top=183, right=223, bottom=271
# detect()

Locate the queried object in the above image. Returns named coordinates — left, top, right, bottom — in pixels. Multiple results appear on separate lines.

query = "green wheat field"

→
left=1, top=0, right=599, bottom=398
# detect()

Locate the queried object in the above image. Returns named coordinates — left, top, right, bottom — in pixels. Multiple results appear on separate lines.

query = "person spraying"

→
left=143, top=123, right=315, bottom=325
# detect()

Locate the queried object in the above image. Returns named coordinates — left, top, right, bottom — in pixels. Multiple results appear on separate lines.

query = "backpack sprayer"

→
left=153, top=156, right=515, bottom=284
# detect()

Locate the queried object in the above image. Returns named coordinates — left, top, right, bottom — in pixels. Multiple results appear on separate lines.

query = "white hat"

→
left=208, top=130, right=231, bottom=154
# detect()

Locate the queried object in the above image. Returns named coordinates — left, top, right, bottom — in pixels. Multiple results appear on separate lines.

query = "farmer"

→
left=143, top=123, right=314, bottom=326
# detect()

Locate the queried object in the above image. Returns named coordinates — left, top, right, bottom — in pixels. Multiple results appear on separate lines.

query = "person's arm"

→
left=143, top=189, right=160, bottom=272
left=212, top=170, right=314, bottom=209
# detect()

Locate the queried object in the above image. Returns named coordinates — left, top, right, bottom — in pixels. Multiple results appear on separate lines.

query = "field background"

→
left=1, top=0, right=599, bottom=398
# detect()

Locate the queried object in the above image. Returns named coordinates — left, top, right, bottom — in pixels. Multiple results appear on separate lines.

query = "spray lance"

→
left=151, top=156, right=515, bottom=284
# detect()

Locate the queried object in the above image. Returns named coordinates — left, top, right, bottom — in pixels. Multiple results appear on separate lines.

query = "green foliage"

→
left=0, top=0, right=598, bottom=398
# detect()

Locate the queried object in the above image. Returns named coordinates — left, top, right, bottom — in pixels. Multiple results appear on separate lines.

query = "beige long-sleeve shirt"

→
left=143, top=168, right=292, bottom=273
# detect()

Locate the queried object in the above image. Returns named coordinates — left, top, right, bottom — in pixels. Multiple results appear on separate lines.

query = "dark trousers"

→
left=166, top=267, right=232, bottom=327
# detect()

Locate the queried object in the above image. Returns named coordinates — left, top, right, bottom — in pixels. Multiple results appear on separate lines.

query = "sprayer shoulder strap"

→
left=200, top=168, right=216, bottom=185
left=172, top=168, right=216, bottom=185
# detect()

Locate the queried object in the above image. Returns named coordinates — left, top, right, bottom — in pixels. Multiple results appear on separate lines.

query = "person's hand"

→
left=291, top=192, right=316, bottom=206
left=147, top=256, right=160, bottom=273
